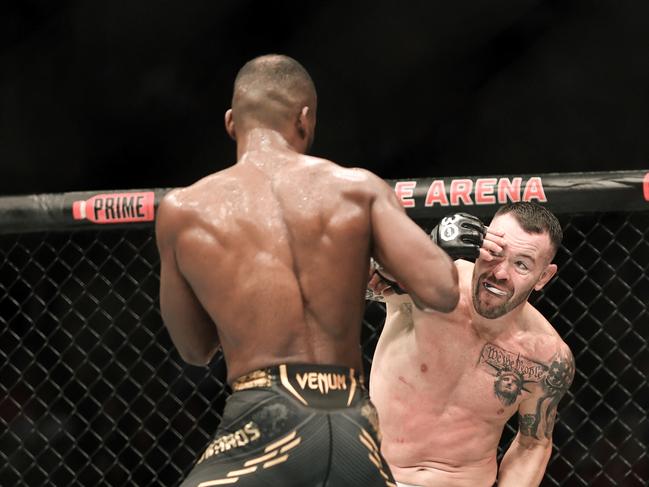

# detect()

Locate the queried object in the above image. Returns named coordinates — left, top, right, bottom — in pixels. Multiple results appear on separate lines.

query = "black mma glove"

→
left=430, top=213, right=486, bottom=260
left=366, top=258, right=407, bottom=302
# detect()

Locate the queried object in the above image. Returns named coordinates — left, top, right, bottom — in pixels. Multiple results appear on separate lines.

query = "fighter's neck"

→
left=469, top=301, right=526, bottom=341
left=235, top=128, right=297, bottom=160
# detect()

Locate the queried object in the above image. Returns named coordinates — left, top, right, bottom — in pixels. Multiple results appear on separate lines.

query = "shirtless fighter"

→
left=369, top=203, right=575, bottom=487
left=155, top=54, right=459, bottom=487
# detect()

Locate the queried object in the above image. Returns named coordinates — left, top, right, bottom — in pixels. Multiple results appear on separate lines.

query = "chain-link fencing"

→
left=1, top=173, right=648, bottom=486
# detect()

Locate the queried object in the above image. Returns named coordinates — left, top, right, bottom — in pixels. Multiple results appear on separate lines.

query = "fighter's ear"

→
left=296, top=106, right=309, bottom=139
left=225, top=109, right=236, bottom=141
left=534, top=263, right=557, bottom=291
left=297, top=105, right=316, bottom=151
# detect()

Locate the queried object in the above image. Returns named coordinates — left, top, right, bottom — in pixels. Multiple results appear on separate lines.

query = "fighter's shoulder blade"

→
left=156, top=189, right=188, bottom=240
left=159, top=186, right=197, bottom=215
left=334, top=167, right=398, bottom=200
left=305, top=157, right=373, bottom=181
left=157, top=180, right=216, bottom=235
left=303, top=158, right=386, bottom=197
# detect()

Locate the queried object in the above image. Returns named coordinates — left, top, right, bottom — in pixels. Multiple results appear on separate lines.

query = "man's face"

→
left=472, top=213, right=557, bottom=319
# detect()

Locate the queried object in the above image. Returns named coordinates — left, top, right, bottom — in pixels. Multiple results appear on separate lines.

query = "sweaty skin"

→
left=157, top=55, right=460, bottom=487
left=155, top=131, right=458, bottom=384
left=370, top=214, right=575, bottom=487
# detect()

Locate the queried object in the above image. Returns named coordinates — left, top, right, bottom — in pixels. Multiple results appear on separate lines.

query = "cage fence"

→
left=1, top=171, right=648, bottom=486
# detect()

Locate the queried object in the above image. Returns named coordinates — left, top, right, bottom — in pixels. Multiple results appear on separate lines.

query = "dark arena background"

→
left=2, top=1, right=649, bottom=486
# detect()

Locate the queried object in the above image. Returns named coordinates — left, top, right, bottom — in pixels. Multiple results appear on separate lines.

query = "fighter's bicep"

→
left=518, top=346, right=575, bottom=440
left=155, top=196, right=220, bottom=364
left=370, top=187, right=431, bottom=278
left=156, top=195, right=191, bottom=322
left=518, top=398, right=557, bottom=441
left=158, top=248, right=192, bottom=323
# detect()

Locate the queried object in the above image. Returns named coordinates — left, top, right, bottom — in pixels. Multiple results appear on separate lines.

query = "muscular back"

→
left=161, top=151, right=377, bottom=381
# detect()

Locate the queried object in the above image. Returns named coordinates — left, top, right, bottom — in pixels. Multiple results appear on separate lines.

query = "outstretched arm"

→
left=369, top=176, right=458, bottom=313
left=498, top=346, right=575, bottom=486
left=366, top=208, right=505, bottom=309
left=156, top=192, right=220, bottom=366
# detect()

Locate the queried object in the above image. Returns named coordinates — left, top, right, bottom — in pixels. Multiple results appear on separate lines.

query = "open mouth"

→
left=483, top=281, right=508, bottom=296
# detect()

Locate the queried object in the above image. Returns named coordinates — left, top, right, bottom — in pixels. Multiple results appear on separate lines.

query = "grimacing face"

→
left=472, top=213, right=557, bottom=319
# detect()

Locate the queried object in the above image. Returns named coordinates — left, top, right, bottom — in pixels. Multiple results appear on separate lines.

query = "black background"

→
left=2, top=0, right=648, bottom=196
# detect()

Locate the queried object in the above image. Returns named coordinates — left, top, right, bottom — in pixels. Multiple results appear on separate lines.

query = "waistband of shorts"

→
left=232, top=363, right=365, bottom=392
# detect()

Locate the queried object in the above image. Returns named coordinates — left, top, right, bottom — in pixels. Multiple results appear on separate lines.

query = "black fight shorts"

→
left=179, top=363, right=396, bottom=487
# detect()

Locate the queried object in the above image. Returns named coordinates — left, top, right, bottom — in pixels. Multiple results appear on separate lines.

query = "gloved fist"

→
left=430, top=213, right=486, bottom=260
left=366, top=258, right=406, bottom=302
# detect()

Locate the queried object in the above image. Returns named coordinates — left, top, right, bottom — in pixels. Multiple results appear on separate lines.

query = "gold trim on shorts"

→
left=232, top=369, right=272, bottom=391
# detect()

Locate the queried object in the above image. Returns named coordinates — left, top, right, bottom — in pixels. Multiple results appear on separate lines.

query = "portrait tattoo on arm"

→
left=477, top=342, right=575, bottom=440
left=519, top=348, right=575, bottom=440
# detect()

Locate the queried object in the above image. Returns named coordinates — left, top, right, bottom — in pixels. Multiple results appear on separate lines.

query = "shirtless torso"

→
left=156, top=54, right=459, bottom=487
left=157, top=143, right=456, bottom=382
left=156, top=139, right=459, bottom=487
left=371, top=259, right=574, bottom=487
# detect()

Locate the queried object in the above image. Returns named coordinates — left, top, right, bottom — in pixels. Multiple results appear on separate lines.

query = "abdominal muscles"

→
left=371, top=337, right=505, bottom=485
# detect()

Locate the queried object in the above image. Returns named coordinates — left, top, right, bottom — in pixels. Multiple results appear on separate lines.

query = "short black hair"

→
left=494, top=202, right=563, bottom=258
left=235, top=54, right=314, bottom=92
left=232, top=54, right=316, bottom=128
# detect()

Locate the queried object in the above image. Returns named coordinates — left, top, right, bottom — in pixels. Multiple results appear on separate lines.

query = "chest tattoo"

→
left=477, top=343, right=548, bottom=406
left=476, top=343, right=575, bottom=439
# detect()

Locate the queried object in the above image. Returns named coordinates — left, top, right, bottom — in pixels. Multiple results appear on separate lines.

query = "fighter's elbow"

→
left=436, top=281, right=460, bottom=313
left=440, top=264, right=460, bottom=310
left=171, top=332, right=220, bottom=366
left=431, top=283, right=460, bottom=313
left=178, top=347, right=217, bottom=367
left=417, top=263, right=459, bottom=313
left=411, top=284, right=459, bottom=313
left=516, top=431, right=553, bottom=451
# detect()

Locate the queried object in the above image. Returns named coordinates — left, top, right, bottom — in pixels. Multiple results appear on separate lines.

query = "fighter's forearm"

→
left=163, top=313, right=220, bottom=367
left=497, top=434, right=552, bottom=487
left=159, top=267, right=221, bottom=366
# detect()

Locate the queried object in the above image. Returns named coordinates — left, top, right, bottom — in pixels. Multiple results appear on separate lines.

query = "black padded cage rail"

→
left=1, top=170, right=648, bottom=486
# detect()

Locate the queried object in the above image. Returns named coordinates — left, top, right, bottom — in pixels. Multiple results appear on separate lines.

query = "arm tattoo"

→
left=520, top=348, right=575, bottom=440
left=399, top=303, right=415, bottom=328
left=518, top=413, right=536, bottom=436
left=400, top=302, right=413, bottom=315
